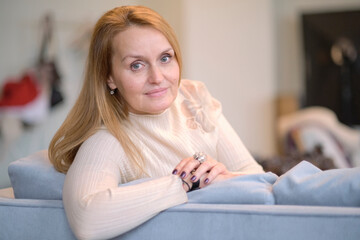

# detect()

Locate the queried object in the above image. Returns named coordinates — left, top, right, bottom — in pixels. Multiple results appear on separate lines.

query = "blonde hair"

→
left=48, top=5, right=182, bottom=174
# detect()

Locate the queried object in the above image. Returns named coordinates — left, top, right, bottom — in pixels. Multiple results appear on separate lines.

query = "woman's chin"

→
left=147, top=105, right=170, bottom=115
left=129, top=103, right=171, bottom=115
left=145, top=98, right=175, bottom=114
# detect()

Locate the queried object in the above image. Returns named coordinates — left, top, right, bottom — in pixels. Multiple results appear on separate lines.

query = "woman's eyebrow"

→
left=121, top=48, right=174, bottom=62
left=161, top=48, right=174, bottom=54
left=121, top=54, right=144, bottom=62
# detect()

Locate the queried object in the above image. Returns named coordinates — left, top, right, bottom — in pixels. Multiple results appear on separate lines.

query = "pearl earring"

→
left=110, top=89, right=115, bottom=95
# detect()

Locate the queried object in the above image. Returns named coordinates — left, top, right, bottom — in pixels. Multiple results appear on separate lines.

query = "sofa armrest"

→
left=119, top=203, right=360, bottom=240
left=0, top=197, right=75, bottom=240
left=1, top=198, right=360, bottom=240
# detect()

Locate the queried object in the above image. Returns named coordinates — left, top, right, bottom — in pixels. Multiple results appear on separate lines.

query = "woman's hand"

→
left=180, top=173, right=194, bottom=192
left=172, top=153, right=234, bottom=189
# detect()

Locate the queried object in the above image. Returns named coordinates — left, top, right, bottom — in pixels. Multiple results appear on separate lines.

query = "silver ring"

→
left=193, top=152, right=207, bottom=164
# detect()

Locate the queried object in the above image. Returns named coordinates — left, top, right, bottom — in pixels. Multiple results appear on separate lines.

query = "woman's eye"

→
left=160, top=54, right=171, bottom=63
left=130, top=62, right=143, bottom=71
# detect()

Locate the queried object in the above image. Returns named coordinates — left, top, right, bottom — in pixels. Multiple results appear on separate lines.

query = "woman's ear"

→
left=107, top=76, right=117, bottom=90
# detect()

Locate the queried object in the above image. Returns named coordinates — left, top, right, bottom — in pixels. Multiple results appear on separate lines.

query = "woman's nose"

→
left=148, top=65, right=163, bottom=84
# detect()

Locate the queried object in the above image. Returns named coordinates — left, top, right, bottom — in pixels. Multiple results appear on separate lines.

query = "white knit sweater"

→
left=63, top=79, right=264, bottom=240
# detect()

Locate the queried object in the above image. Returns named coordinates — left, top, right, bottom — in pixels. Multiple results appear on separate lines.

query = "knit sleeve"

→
left=216, top=114, right=264, bottom=174
left=62, top=130, right=188, bottom=240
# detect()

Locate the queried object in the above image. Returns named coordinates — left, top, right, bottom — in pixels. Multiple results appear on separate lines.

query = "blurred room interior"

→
left=0, top=0, right=360, bottom=188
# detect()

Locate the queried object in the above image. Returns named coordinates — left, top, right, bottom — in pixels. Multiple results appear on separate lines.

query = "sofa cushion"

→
left=273, top=161, right=360, bottom=207
left=188, top=172, right=277, bottom=204
left=8, top=150, right=65, bottom=200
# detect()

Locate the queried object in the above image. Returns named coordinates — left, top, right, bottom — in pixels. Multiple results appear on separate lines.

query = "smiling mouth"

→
left=145, top=88, right=168, bottom=97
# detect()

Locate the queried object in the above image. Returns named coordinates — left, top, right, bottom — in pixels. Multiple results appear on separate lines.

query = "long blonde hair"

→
left=48, top=5, right=182, bottom=174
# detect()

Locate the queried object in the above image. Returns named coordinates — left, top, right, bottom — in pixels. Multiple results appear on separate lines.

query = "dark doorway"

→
left=302, top=10, right=360, bottom=126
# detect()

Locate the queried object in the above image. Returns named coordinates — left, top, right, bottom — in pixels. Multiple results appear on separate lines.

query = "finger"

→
left=189, top=159, right=216, bottom=182
left=202, top=163, right=227, bottom=185
left=198, top=172, right=210, bottom=189
left=172, top=157, right=192, bottom=175
left=181, top=173, right=194, bottom=192
left=190, top=155, right=219, bottom=182
left=179, top=158, right=202, bottom=179
left=172, top=157, right=200, bottom=179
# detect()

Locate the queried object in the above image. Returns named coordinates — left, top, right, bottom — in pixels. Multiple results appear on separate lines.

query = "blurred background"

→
left=1, top=0, right=360, bottom=187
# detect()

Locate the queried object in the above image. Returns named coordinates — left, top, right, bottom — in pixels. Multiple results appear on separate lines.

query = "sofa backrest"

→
left=8, top=150, right=65, bottom=200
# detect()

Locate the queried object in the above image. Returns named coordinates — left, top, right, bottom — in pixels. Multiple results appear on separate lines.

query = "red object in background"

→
left=0, top=73, right=39, bottom=107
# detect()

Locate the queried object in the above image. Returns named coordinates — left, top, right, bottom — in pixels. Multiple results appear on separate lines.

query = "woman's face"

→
left=108, top=26, right=180, bottom=115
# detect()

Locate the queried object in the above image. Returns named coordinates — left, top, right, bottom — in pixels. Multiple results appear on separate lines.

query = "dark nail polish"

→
left=191, top=175, right=197, bottom=182
left=204, top=178, right=209, bottom=184
left=180, top=172, right=186, bottom=179
left=172, top=169, right=178, bottom=175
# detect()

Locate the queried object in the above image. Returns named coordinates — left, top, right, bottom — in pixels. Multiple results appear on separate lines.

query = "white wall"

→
left=181, top=0, right=276, bottom=156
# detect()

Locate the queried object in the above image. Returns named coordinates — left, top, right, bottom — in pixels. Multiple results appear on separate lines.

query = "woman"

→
left=49, top=5, right=263, bottom=239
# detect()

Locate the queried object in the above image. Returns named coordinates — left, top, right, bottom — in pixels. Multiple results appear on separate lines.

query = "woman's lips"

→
left=145, top=88, right=168, bottom=97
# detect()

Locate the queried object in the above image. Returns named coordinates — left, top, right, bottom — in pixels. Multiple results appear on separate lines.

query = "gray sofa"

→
left=1, top=150, right=360, bottom=240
